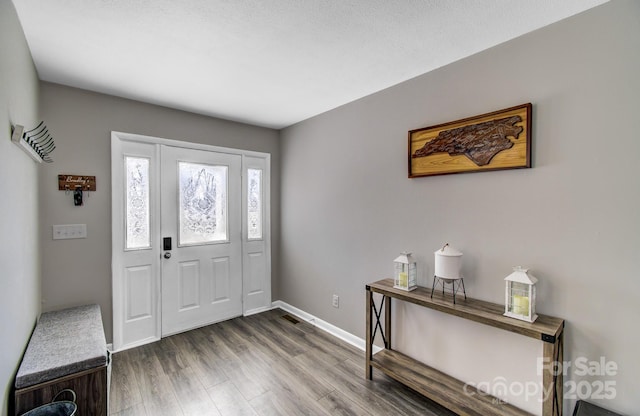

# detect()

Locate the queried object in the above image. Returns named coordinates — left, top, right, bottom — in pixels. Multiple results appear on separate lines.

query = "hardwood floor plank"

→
left=198, top=320, right=251, bottom=358
left=287, top=316, right=365, bottom=362
left=253, top=312, right=347, bottom=366
left=342, top=357, right=458, bottom=416
left=228, top=318, right=302, bottom=362
left=252, top=308, right=286, bottom=321
left=127, top=344, right=184, bottom=416
left=249, top=386, right=334, bottom=416
left=168, top=367, right=221, bottom=416
left=294, top=351, right=403, bottom=416
left=109, top=403, right=148, bottom=416
left=110, top=310, right=458, bottom=416
left=241, top=344, right=336, bottom=403
left=154, top=336, right=188, bottom=375
left=224, top=321, right=338, bottom=404
left=171, top=329, right=229, bottom=388
left=214, top=344, right=271, bottom=401
left=212, top=319, right=253, bottom=354
left=207, top=380, right=259, bottom=416
left=316, top=390, right=371, bottom=416
left=241, top=312, right=308, bottom=357
left=109, top=349, right=143, bottom=413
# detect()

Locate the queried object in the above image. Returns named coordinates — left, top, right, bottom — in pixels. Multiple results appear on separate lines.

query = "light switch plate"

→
left=52, top=224, right=87, bottom=240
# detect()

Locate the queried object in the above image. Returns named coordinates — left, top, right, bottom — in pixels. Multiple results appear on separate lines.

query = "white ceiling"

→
left=13, top=0, right=607, bottom=129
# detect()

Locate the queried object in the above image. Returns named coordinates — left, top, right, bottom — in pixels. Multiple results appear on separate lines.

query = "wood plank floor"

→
left=109, top=309, right=458, bottom=416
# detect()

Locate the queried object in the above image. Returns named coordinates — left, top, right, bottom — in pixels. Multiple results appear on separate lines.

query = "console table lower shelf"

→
left=371, top=349, right=530, bottom=416
left=365, top=279, right=565, bottom=416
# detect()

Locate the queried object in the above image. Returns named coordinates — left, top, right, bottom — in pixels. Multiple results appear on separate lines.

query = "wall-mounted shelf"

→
left=11, top=122, right=55, bottom=163
left=365, top=278, right=565, bottom=416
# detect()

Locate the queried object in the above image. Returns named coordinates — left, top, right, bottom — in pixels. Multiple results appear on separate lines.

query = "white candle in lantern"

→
left=399, top=272, right=407, bottom=287
left=512, top=295, right=529, bottom=315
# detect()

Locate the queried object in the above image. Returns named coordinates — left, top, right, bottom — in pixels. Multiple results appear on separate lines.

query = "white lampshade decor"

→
left=394, top=252, right=417, bottom=291
left=431, top=243, right=467, bottom=303
left=434, top=243, right=463, bottom=279
left=504, top=266, right=538, bottom=323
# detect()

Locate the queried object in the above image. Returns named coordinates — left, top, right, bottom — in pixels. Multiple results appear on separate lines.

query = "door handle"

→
left=163, top=237, right=172, bottom=259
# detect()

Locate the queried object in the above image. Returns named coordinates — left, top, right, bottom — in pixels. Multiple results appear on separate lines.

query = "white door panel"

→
left=160, top=145, right=242, bottom=336
left=242, top=156, right=271, bottom=314
left=112, top=132, right=271, bottom=351
left=111, top=139, right=161, bottom=350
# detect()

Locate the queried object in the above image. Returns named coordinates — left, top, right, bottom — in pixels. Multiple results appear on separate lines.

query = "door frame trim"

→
left=112, top=130, right=271, bottom=159
left=111, top=131, right=271, bottom=352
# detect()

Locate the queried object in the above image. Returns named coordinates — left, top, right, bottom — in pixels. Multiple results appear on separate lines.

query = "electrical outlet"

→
left=332, top=294, right=339, bottom=308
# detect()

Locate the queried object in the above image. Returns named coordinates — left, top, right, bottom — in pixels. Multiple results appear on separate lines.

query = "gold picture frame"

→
left=408, top=103, right=532, bottom=178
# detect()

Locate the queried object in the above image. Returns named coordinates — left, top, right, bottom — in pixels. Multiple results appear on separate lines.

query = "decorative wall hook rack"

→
left=58, top=175, right=96, bottom=207
left=58, top=174, right=96, bottom=191
left=11, top=121, right=56, bottom=163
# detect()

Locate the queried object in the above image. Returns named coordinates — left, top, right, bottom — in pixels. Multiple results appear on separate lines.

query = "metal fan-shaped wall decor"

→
left=11, top=121, right=55, bottom=163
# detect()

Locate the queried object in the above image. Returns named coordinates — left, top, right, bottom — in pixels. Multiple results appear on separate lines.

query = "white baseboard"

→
left=112, top=336, right=160, bottom=353
left=110, top=303, right=381, bottom=355
left=244, top=305, right=277, bottom=317
left=272, top=300, right=382, bottom=354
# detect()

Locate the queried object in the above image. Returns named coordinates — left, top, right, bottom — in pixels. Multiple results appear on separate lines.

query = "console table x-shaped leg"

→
left=365, top=289, right=390, bottom=380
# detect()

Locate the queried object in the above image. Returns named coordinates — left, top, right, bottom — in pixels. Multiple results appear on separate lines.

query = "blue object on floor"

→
left=20, top=401, right=76, bottom=416
left=20, top=389, right=76, bottom=416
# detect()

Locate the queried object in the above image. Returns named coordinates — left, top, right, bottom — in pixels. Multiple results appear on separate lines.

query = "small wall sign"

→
left=58, top=175, right=96, bottom=191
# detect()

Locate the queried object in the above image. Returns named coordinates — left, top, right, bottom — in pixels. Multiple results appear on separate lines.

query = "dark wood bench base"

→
left=15, top=366, right=107, bottom=416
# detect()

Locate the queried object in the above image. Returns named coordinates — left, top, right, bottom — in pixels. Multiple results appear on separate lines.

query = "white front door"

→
left=160, top=146, right=242, bottom=336
left=112, top=132, right=271, bottom=352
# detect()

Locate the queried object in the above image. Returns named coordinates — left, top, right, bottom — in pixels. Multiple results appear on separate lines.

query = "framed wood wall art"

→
left=408, top=103, right=532, bottom=178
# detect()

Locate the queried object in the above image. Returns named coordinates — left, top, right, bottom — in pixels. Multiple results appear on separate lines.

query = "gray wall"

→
left=0, top=1, right=41, bottom=415
left=280, top=1, right=639, bottom=414
left=38, top=82, right=280, bottom=343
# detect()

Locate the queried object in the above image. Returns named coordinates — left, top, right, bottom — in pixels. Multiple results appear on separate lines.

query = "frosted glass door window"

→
left=125, top=157, right=150, bottom=250
left=247, top=168, right=262, bottom=240
left=178, top=162, right=228, bottom=245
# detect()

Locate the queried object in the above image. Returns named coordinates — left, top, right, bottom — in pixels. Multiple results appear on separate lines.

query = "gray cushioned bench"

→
left=14, top=304, right=109, bottom=416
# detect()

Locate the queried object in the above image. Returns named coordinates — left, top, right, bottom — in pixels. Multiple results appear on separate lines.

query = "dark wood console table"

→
left=366, top=279, right=565, bottom=416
